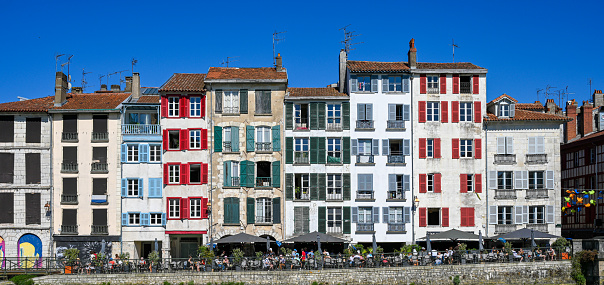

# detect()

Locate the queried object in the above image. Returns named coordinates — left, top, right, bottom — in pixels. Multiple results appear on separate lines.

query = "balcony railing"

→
left=494, top=154, right=516, bottom=164
left=326, top=122, right=342, bottom=131
left=327, top=193, right=342, bottom=200
left=223, top=142, right=233, bottom=152
left=526, top=154, right=547, bottom=164
left=357, top=192, right=374, bottom=200
left=223, top=106, right=239, bottom=114
left=295, top=192, right=310, bottom=201
left=357, top=223, right=374, bottom=232
left=526, top=223, right=548, bottom=232
left=121, top=124, right=161, bottom=135
left=388, top=152, right=405, bottom=164
left=388, top=191, right=404, bottom=200
left=61, top=225, right=78, bottom=235
left=230, top=177, right=240, bottom=187
left=495, top=224, right=517, bottom=234
left=494, top=189, right=517, bottom=199
left=91, top=132, right=109, bottom=142
left=61, top=132, right=78, bottom=142
left=387, top=120, right=405, bottom=129
left=327, top=155, right=342, bottom=164
left=295, top=118, right=309, bottom=131
left=255, top=177, right=272, bottom=188
left=326, top=226, right=342, bottom=234
left=427, top=87, right=439, bottom=94
left=388, top=223, right=406, bottom=232
left=91, top=162, right=108, bottom=174
left=294, top=153, right=310, bottom=164
left=61, top=162, right=78, bottom=173
left=460, top=82, right=471, bottom=94
left=356, top=154, right=374, bottom=164
left=526, top=189, right=549, bottom=199
left=256, top=142, right=272, bottom=152
left=255, top=216, right=272, bottom=224
left=61, top=194, right=78, bottom=204
left=91, top=225, right=108, bottom=235
left=356, top=120, right=374, bottom=129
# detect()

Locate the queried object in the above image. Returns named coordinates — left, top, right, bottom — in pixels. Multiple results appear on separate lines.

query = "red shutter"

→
left=202, top=163, right=208, bottom=184
left=163, top=164, right=169, bottom=184
left=161, top=97, right=168, bottom=117
left=419, top=208, right=427, bottom=227
left=419, top=174, right=427, bottom=193
left=180, top=129, right=188, bottom=151
left=201, top=129, right=208, bottom=150
left=201, top=95, right=206, bottom=118
left=475, top=174, right=482, bottom=193
left=452, top=101, right=459, bottom=123
left=202, top=197, right=209, bottom=219
left=441, top=101, right=448, bottom=123
left=419, top=138, right=427, bottom=158
left=473, top=75, right=479, bottom=94
left=441, top=208, right=449, bottom=227
left=453, top=74, right=459, bottom=94
left=460, top=208, right=467, bottom=227
left=181, top=164, right=189, bottom=185
left=434, top=173, right=442, bottom=193
left=460, top=174, right=467, bottom=193
left=452, top=139, right=460, bottom=159
left=181, top=198, right=189, bottom=220
left=440, top=74, right=446, bottom=94
left=163, top=130, right=169, bottom=150
left=419, top=101, right=426, bottom=123
left=468, top=208, right=475, bottom=227
left=474, top=101, right=482, bottom=123
left=434, top=138, right=441, bottom=158
left=180, top=96, right=189, bottom=118
left=474, top=138, right=482, bottom=159
left=420, top=74, right=427, bottom=94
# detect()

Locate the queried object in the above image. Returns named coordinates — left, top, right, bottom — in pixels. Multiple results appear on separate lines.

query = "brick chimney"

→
left=111, top=85, right=121, bottom=92
left=132, top=72, right=141, bottom=101
left=275, top=53, right=283, bottom=72
left=545, top=99, right=557, bottom=114
left=581, top=101, right=594, bottom=136
left=593, top=89, right=604, bottom=109
left=124, top=76, right=133, bottom=92
left=54, top=72, right=68, bottom=107
left=339, top=49, right=347, bottom=93
left=408, top=38, right=417, bottom=69
left=565, top=100, right=578, bottom=142
left=100, top=84, right=107, bottom=91
left=71, top=87, right=83, bottom=94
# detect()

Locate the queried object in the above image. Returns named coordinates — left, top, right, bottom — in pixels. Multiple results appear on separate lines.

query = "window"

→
left=459, top=102, right=473, bottom=122
left=168, top=97, right=179, bottom=117
left=529, top=171, right=544, bottom=189
left=498, top=171, right=513, bottom=190
left=189, top=164, right=201, bottom=184
left=357, top=76, right=371, bottom=92
left=168, top=130, right=180, bottom=150
left=427, top=174, right=434, bottom=192
left=358, top=207, right=372, bottom=224
left=190, top=198, right=202, bottom=218
left=127, top=112, right=158, bottom=124
left=427, top=139, right=434, bottom=158
left=327, top=138, right=342, bottom=163
left=389, top=175, right=404, bottom=199
left=0, top=193, right=14, bottom=223
left=427, top=76, right=439, bottom=93
left=426, top=102, right=439, bottom=121
left=190, top=97, right=202, bottom=117
left=460, top=139, right=473, bottom=158
left=499, top=103, right=510, bottom=117
left=0, top=116, right=14, bottom=142
left=26, top=117, right=41, bottom=143
left=358, top=139, right=372, bottom=155
left=256, top=161, right=271, bottom=187
left=127, top=145, right=139, bottom=162
left=466, top=174, right=474, bottom=192
left=129, top=213, right=140, bottom=225
left=0, top=153, right=14, bottom=183
left=92, top=178, right=107, bottom=195
left=327, top=207, right=342, bottom=232
left=256, top=126, right=271, bottom=151
left=497, top=137, right=514, bottom=155
left=294, top=206, right=310, bottom=234
left=528, top=137, right=545, bottom=154
left=255, top=198, right=272, bottom=223
left=327, top=174, right=342, bottom=200
left=255, top=90, right=271, bottom=114
left=149, top=145, right=161, bottom=162
left=189, top=130, right=201, bottom=149
left=294, top=104, right=309, bottom=130
left=357, top=103, right=373, bottom=122
left=150, top=213, right=162, bottom=225
left=294, top=138, right=309, bottom=164
left=25, top=153, right=41, bottom=184
left=225, top=161, right=240, bottom=187
left=357, top=174, right=373, bottom=199
left=294, top=174, right=310, bottom=200
left=460, top=76, right=471, bottom=93
left=528, top=206, right=545, bottom=224
left=25, top=193, right=40, bottom=225
left=327, top=104, right=341, bottom=128
left=388, top=76, right=402, bottom=92
left=389, top=207, right=404, bottom=224
left=498, top=206, right=513, bottom=224
left=169, top=199, right=180, bottom=219
left=223, top=90, right=240, bottom=114
left=427, top=208, right=440, bottom=226
left=127, top=179, right=139, bottom=197
left=169, top=165, right=180, bottom=184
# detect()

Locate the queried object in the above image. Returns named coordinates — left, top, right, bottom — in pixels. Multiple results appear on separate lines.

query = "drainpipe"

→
left=49, top=114, right=54, bottom=257
left=209, top=86, right=214, bottom=245
left=410, top=73, right=415, bottom=244
left=120, top=106, right=125, bottom=255
left=484, top=119, right=489, bottom=237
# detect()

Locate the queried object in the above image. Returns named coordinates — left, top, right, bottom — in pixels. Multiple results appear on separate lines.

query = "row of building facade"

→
left=1, top=39, right=599, bottom=263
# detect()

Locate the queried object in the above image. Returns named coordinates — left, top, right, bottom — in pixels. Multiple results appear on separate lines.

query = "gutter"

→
left=484, top=118, right=489, bottom=237
left=49, top=113, right=54, bottom=257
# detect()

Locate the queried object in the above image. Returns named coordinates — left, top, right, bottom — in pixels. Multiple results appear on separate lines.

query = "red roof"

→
left=516, top=102, right=546, bottom=111
left=416, top=62, right=484, bottom=70
left=0, top=96, right=54, bottom=112
left=288, top=87, right=347, bottom=97
left=347, top=61, right=485, bottom=72
left=485, top=109, right=571, bottom=122
left=159, top=73, right=205, bottom=92
left=52, top=93, right=130, bottom=110
left=205, top=67, right=287, bottom=80
left=135, top=95, right=160, bottom=104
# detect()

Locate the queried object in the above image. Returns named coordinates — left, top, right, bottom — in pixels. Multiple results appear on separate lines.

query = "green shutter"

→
left=246, top=161, right=255, bottom=187
left=343, top=207, right=351, bottom=234
left=224, top=161, right=231, bottom=187
left=272, top=161, right=280, bottom=188
left=272, top=125, right=280, bottom=151
left=343, top=137, right=351, bottom=164
left=318, top=173, right=326, bottom=201
left=310, top=173, right=318, bottom=201
left=342, top=102, right=350, bottom=130
left=318, top=206, right=326, bottom=234
left=214, top=126, right=223, bottom=152
left=285, top=137, right=293, bottom=164
left=215, top=90, right=223, bottom=113
left=240, top=89, right=248, bottom=114
left=272, top=197, right=281, bottom=224
left=285, top=102, right=293, bottom=130
left=246, top=125, right=255, bottom=152
left=246, top=197, right=255, bottom=224
left=231, top=126, right=239, bottom=152
left=224, top=198, right=231, bottom=224
left=343, top=173, right=351, bottom=200
left=310, top=103, right=319, bottom=130
left=318, top=103, right=326, bottom=130
left=310, top=137, right=318, bottom=164
left=318, top=137, right=326, bottom=164
left=240, top=161, right=247, bottom=187
left=231, top=198, right=240, bottom=224
left=285, top=173, right=293, bottom=200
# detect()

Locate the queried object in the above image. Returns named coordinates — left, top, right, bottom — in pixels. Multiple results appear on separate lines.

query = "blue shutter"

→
left=358, top=104, right=366, bottom=121
left=403, top=175, right=410, bottom=192
left=224, top=161, right=232, bottom=187
left=372, top=139, right=379, bottom=155
left=404, top=207, right=411, bottom=223
left=403, top=139, right=410, bottom=156
left=382, top=75, right=389, bottom=92
left=351, top=139, right=358, bottom=155
left=371, top=75, right=378, bottom=92
left=388, top=174, right=396, bottom=192
left=272, top=125, right=280, bottom=151
left=138, top=178, right=143, bottom=198
left=121, top=144, right=127, bottom=162
left=403, top=75, right=410, bottom=93
left=246, top=125, right=255, bottom=152
left=162, top=213, right=166, bottom=226
left=247, top=161, right=255, bottom=187
left=373, top=207, right=380, bottom=223
left=121, top=179, right=127, bottom=197
left=139, top=143, right=149, bottom=162
left=231, top=126, right=239, bottom=152
left=143, top=213, right=151, bottom=226
left=240, top=161, right=247, bottom=187
left=352, top=207, right=358, bottom=223
left=147, top=178, right=154, bottom=197
left=403, top=104, right=410, bottom=121
left=366, top=104, right=373, bottom=120
left=351, top=75, right=358, bottom=92
left=122, top=213, right=128, bottom=226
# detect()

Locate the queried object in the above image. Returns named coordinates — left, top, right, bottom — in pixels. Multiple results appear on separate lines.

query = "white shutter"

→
left=403, top=175, right=410, bottom=192
left=403, top=75, right=410, bottom=93
left=497, top=137, right=506, bottom=154
left=372, top=139, right=379, bottom=155
left=546, top=205, right=555, bottom=224
left=358, top=104, right=366, bottom=121
left=489, top=206, right=497, bottom=225
left=351, top=139, right=358, bottom=155
left=515, top=206, right=523, bottom=225
left=351, top=75, right=358, bottom=92
left=523, top=205, right=529, bottom=224
left=528, top=137, right=536, bottom=154
left=382, top=207, right=389, bottom=224
left=523, top=171, right=529, bottom=189
left=382, top=76, right=389, bottom=93
left=546, top=171, right=554, bottom=189
left=514, top=171, right=523, bottom=189
left=403, top=139, right=410, bottom=156
left=537, top=136, right=545, bottom=154
left=404, top=207, right=411, bottom=223
left=371, top=75, right=378, bottom=92
left=489, top=171, right=497, bottom=189
left=388, top=174, right=396, bottom=192
left=366, top=104, right=373, bottom=120
left=388, top=104, right=396, bottom=121
left=403, top=104, right=410, bottom=121
left=506, top=137, right=514, bottom=154
left=382, top=139, right=389, bottom=156
left=373, top=207, right=380, bottom=223
left=510, top=104, right=515, bottom=117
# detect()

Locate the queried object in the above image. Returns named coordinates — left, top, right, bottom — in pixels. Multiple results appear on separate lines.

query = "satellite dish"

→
left=68, top=82, right=72, bottom=90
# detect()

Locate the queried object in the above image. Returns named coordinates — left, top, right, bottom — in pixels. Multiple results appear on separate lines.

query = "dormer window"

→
left=499, top=103, right=510, bottom=117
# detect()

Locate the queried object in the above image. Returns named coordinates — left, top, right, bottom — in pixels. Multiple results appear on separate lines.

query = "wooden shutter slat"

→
left=473, top=75, right=479, bottom=94
left=419, top=174, right=427, bottom=193
left=440, top=74, right=446, bottom=94
left=419, top=208, right=426, bottom=227
left=434, top=173, right=442, bottom=193
left=475, top=174, right=482, bottom=193
left=418, top=101, right=426, bottom=123
left=453, top=74, right=459, bottom=94
left=475, top=138, right=482, bottom=159
left=452, top=101, right=459, bottom=123
left=434, top=138, right=441, bottom=158
left=452, top=138, right=460, bottom=159
left=474, top=101, right=482, bottom=123
left=420, top=74, right=426, bottom=94
left=419, top=138, right=426, bottom=158
left=460, top=174, right=467, bottom=193
left=441, top=101, right=448, bottom=123
left=441, top=208, right=449, bottom=227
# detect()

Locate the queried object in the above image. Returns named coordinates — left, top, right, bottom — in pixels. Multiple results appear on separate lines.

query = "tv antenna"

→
left=562, top=86, right=575, bottom=106
left=98, top=74, right=105, bottom=88
left=221, top=56, right=239, bottom=67
left=589, top=78, right=593, bottom=97
left=60, top=55, right=74, bottom=82
left=272, top=30, right=287, bottom=66
left=115, top=70, right=128, bottom=88
left=55, top=54, right=65, bottom=72
left=450, top=39, right=459, bottom=62
left=536, top=88, right=543, bottom=102
left=82, top=69, right=92, bottom=92
left=339, top=25, right=363, bottom=54
left=131, top=58, right=138, bottom=74
left=107, top=71, right=119, bottom=86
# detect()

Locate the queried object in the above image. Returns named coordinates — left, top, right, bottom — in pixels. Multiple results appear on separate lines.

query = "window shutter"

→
left=181, top=164, right=189, bottom=185
left=121, top=144, right=127, bottom=163
left=419, top=174, right=427, bottom=193
left=343, top=173, right=351, bottom=200
left=215, top=90, right=222, bottom=113
left=472, top=75, right=479, bottom=94
left=351, top=207, right=358, bottom=224
left=441, top=208, right=449, bottom=227
left=343, top=206, right=351, bottom=234
left=285, top=102, right=293, bottom=130
left=475, top=174, right=482, bottom=193
left=419, top=138, right=427, bottom=158
left=515, top=206, right=523, bottom=225
left=214, top=126, right=223, bottom=152
left=246, top=125, right=255, bottom=152
left=460, top=174, right=467, bottom=193
left=371, top=75, right=378, bottom=92
left=148, top=178, right=160, bottom=198
left=468, top=208, right=475, bottom=227
left=366, top=104, right=373, bottom=121
left=403, top=207, right=411, bottom=223
left=180, top=96, right=189, bottom=118
left=138, top=178, right=143, bottom=198
left=497, top=137, right=506, bottom=154
left=201, top=128, right=208, bottom=150
left=318, top=173, right=326, bottom=201
left=460, top=208, right=467, bottom=227
left=441, top=101, right=448, bottom=123
left=453, top=74, right=459, bottom=94
left=474, top=138, right=482, bottom=159
left=285, top=173, right=293, bottom=200
left=141, top=213, right=150, bottom=226
left=240, top=160, right=248, bottom=188
left=162, top=213, right=166, bottom=226
left=440, top=74, right=446, bottom=94
left=419, top=208, right=427, bottom=227
left=403, top=75, right=410, bottom=93
left=122, top=213, right=128, bottom=226
left=310, top=103, right=318, bottom=130
left=489, top=206, right=497, bottom=225
left=434, top=173, right=442, bottom=193
left=272, top=161, right=280, bottom=188
left=382, top=139, right=389, bottom=156
left=506, top=137, right=513, bottom=154
left=161, top=97, right=168, bottom=117
left=510, top=103, right=515, bottom=118
left=373, top=207, right=380, bottom=223
left=403, top=139, right=410, bottom=156
left=246, top=197, right=255, bottom=224
left=181, top=198, right=189, bottom=220
left=272, top=126, right=280, bottom=151
left=434, top=138, right=441, bottom=158
left=546, top=205, right=555, bottom=223
left=523, top=205, right=529, bottom=224
left=240, top=89, right=248, bottom=114
left=388, top=104, right=396, bottom=121
left=382, top=75, right=389, bottom=92
left=139, top=143, right=147, bottom=162
left=202, top=163, right=208, bottom=184
left=121, top=179, right=127, bottom=197
left=357, top=104, right=365, bottom=121
left=403, top=104, right=410, bottom=121
left=489, top=171, right=497, bottom=189
left=310, top=137, right=318, bottom=164
left=200, top=95, right=206, bottom=117
left=514, top=171, right=523, bottom=189
left=162, top=130, right=168, bottom=150
left=272, top=197, right=281, bottom=224
left=343, top=137, right=351, bottom=164
left=310, top=173, right=318, bottom=200
left=418, top=101, right=426, bottom=123
left=372, top=139, right=379, bottom=156
left=382, top=207, right=389, bottom=224
left=285, top=137, right=293, bottom=164
left=474, top=101, right=482, bottom=123
left=318, top=102, right=326, bottom=130
left=420, top=74, right=426, bottom=94
left=403, top=175, right=410, bottom=192
left=351, top=139, right=358, bottom=156
left=318, top=137, right=326, bottom=164
left=528, top=137, right=536, bottom=154
left=163, top=164, right=168, bottom=184
left=452, top=101, right=459, bottom=123
left=546, top=171, right=554, bottom=189
left=318, top=206, right=327, bottom=233
left=388, top=174, right=396, bottom=192
left=342, top=102, right=350, bottom=130
left=537, top=136, right=545, bottom=154
left=350, top=75, right=358, bottom=92
left=246, top=161, right=255, bottom=187
left=180, top=129, right=188, bottom=151
left=523, top=171, right=529, bottom=190
left=452, top=138, right=460, bottom=159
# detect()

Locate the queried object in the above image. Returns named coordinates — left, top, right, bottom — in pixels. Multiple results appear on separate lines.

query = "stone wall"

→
left=33, top=261, right=573, bottom=285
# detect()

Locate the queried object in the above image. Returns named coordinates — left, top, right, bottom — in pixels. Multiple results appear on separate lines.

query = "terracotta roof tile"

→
left=516, top=103, right=546, bottom=111
left=416, top=62, right=485, bottom=70
left=0, top=96, right=54, bottom=112
left=488, top=94, right=518, bottom=105
left=135, top=95, right=160, bottom=104
left=159, top=73, right=205, bottom=92
left=288, top=87, right=348, bottom=97
left=347, top=61, right=410, bottom=72
left=485, top=109, right=571, bottom=122
left=51, top=93, right=130, bottom=110
left=205, top=67, right=287, bottom=80
left=567, top=130, right=604, bottom=143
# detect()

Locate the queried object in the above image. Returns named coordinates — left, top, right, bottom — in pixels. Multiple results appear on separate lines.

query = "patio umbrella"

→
left=478, top=230, right=484, bottom=251
left=214, top=233, right=267, bottom=244
left=154, top=238, right=158, bottom=252
left=426, top=232, right=432, bottom=252
left=372, top=233, right=377, bottom=255
left=266, top=236, right=270, bottom=252
left=317, top=235, right=322, bottom=253
left=492, top=228, right=558, bottom=240
left=531, top=229, right=537, bottom=248
left=420, top=229, right=480, bottom=241
left=284, top=231, right=347, bottom=243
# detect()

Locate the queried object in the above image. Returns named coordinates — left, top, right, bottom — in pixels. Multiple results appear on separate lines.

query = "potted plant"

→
left=148, top=251, right=160, bottom=272
left=198, top=245, right=215, bottom=271
left=119, top=252, right=130, bottom=272
left=255, top=251, right=263, bottom=261
left=457, top=243, right=468, bottom=264
left=64, top=248, right=80, bottom=274
left=232, top=248, right=244, bottom=271
left=503, top=242, right=513, bottom=262
left=94, top=253, right=106, bottom=273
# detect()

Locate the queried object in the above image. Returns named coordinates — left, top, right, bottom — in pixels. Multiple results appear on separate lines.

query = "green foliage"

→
left=198, top=245, right=215, bottom=259
left=10, top=275, right=36, bottom=285
left=163, top=281, right=172, bottom=285
left=119, top=252, right=131, bottom=264
left=149, top=250, right=160, bottom=263
left=100, top=283, right=111, bottom=285
left=453, top=275, right=461, bottom=285
left=64, top=248, right=80, bottom=265
left=553, top=237, right=570, bottom=254
left=314, top=250, right=322, bottom=258
left=94, top=253, right=106, bottom=268
left=571, top=253, right=586, bottom=285
left=280, top=247, right=292, bottom=256
left=395, top=244, right=421, bottom=254
left=255, top=251, right=263, bottom=261
left=188, top=281, right=195, bottom=285
left=178, top=282, right=185, bottom=285
left=232, top=248, right=244, bottom=264
left=503, top=242, right=512, bottom=255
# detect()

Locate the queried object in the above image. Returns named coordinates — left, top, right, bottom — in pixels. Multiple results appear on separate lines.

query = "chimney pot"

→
left=408, top=38, right=417, bottom=69
left=125, top=76, right=133, bottom=92
left=132, top=73, right=141, bottom=101
left=111, top=85, right=121, bottom=92
left=54, top=72, right=68, bottom=106
left=276, top=53, right=283, bottom=72
left=100, top=84, right=107, bottom=91
left=71, top=87, right=83, bottom=94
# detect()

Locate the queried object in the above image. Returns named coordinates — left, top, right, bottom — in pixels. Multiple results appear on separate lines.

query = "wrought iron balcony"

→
left=91, top=132, right=109, bottom=142
left=387, top=120, right=405, bottom=129
left=326, top=122, right=342, bottom=131
left=61, top=132, right=78, bottom=142
left=526, top=189, right=549, bottom=199
left=356, top=223, right=374, bottom=232
left=460, top=82, right=471, bottom=94
left=388, top=223, right=406, bottom=232
left=526, top=223, right=548, bottom=232
left=255, top=177, right=272, bottom=188
left=494, top=224, right=516, bottom=234
left=388, top=152, right=405, bottom=164
left=61, top=162, right=78, bottom=173
left=526, top=154, right=547, bottom=164
left=229, top=177, right=240, bottom=187
left=327, top=193, right=343, bottom=201
left=357, top=192, right=374, bottom=200
left=427, top=87, right=439, bottom=94
left=356, top=120, right=374, bottom=129
left=356, top=154, right=374, bottom=164
left=61, top=194, right=78, bottom=204
left=223, top=142, right=233, bottom=152
left=388, top=191, right=404, bottom=200
left=255, top=142, right=272, bottom=152
left=61, top=225, right=78, bottom=235
left=91, top=162, right=108, bottom=174
left=494, top=189, right=517, bottom=200
left=494, top=154, right=516, bottom=164
left=326, top=226, right=342, bottom=234
left=223, top=106, right=239, bottom=115
left=294, top=153, right=310, bottom=164
left=121, top=124, right=161, bottom=135
left=91, top=225, right=108, bottom=235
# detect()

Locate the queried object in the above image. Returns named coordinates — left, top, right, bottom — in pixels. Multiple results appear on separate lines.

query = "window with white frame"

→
left=327, top=207, right=342, bottom=232
left=190, top=96, right=202, bottom=117
left=499, top=103, right=510, bottom=117
left=129, top=213, right=140, bottom=225
left=427, top=76, right=439, bottom=93
left=168, top=97, right=179, bottom=117
left=127, top=145, right=138, bottom=162
left=427, top=208, right=440, bottom=225
left=168, top=165, right=180, bottom=184
left=427, top=174, right=434, bottom=192
left=168, top=130, right=180, bottom=150
left=460, top=139, right=473, bottom=158
left=223, top=91, right=239, bottom=114
left=149, top=145, right=161, bottom=162
left=327, top=174, right=342, bottom=200
left=294, top=138, right=309, bottom=164
left=357, top=174, right=373, bottom=199
left=169, top=199, right=180, bottom=219
left=294, top=174, right=310, bottom=200
left=389, top=207, right=404, bottom=224
left=327, top=104, right=341, bottom=128
left=459, top=102, right=473, bottom=122
left=528, top=206, right=545, bottom=224
left=127, top=179, right=139, bottom=197
left=190, top=129, right=201, bottom=149
left=498, top=206, right=513, bottom=224
left=427, top=139, right=434, bottom=158
left=358, top=207, right=372, bottom=224
left=256, top=126, right=271, bottom=151
left=294, top=103, right=309, bottom=130
left=327, top=138, right=342, bottom=163
left=426, top=102, right=439, bottom=121
left=498, top=171, right=513, bottom=190
left=357, top=76, right=371, bottom=92
left=358, top=139, right=372, bottom=156
left=189, top=164, right=201, bottom=184
left=150, top=213, right=162, bottom=225
left=190, top=198, right=201, bottom=218
left=255, top=198, right=272, bottom=223
left=529, top=171, right=544, bottom=189
left=466, top=174, right=474, bottom=192
left=388, top=76, right=402, bottom=92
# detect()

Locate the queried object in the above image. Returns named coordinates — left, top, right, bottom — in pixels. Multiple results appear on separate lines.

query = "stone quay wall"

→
left=33, top=261, right=573, bottom=285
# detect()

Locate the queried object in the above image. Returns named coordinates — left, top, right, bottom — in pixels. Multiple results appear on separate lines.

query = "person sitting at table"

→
left=512, top=250, right=523, bottom=262
left=223, top=255, right=230, bottom=270
left=435, top=252, right=443, bottom=265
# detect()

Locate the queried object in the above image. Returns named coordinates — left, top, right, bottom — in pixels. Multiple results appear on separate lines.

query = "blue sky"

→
left=1, top=0, right=603, bottom=106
